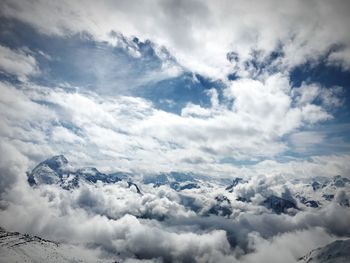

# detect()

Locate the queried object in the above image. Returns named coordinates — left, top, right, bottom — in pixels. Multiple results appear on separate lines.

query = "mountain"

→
left=27, top=155, right=121, bottom=189
left=297, top=196, right=319, bottom=208
left=170, top=182, right=200, bottom=191
left=27, top=156, right=350, bottom=218
left=207, top=195, right=232, bottom=217
left=262, top=195, right=298, bottom=214
left=143, top=172, right=202, bottom=192
left=295, top=175, right=350, bottom=209
left=144, top=172, right=196, bottom=185
left=27, top=155, right=68, bottom=186
left=298, top=239, right=350, bottom=263
left=0, top=227, right=109, bottom=263
left=225, top=177, right=247, bottom=192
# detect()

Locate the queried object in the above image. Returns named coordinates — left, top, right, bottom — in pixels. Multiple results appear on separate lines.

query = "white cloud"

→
left=242, top=228, right=334, bottom=263
left=1, top=167, right=350, bottom=262
left=327, top=48, right=350, bottom=70
left=0, top=76, right=346, bottom=182
left=289, top=131, right=326, bottom=153
left=0, top=45, right=39, bottom=81
left=51, top=126, right=84, bottom=144
left=2, top=0, right=350, bottom=78
left=293, top=84, right=344, bottom=109
left=0, top=1, right=350, bottom=262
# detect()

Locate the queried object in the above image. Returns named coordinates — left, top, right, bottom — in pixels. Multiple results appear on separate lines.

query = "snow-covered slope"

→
left=298, top=239, right=350, bottom=263
left=27, top=155, right=68, bottom=186
left=27, top=155, right=122, bottom=189
left=0, top=228, right=108, bottom=263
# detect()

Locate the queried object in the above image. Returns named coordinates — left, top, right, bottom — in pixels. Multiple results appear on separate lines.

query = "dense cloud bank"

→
left=0, top=155, right=349, bottom=262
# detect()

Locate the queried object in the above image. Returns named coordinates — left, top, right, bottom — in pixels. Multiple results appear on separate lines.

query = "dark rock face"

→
left=215, top=195, right=231, bottom=204
left=304, top=200, right=319, bottom=208
left=262, top=195, right=297, bottom=214
left=226, top=177, right=246, bottom=193
left=60, top=174, right=80, bottom=190
left=127, top=181, right=142, bottom=195
left=236, top=196, right=250, bottom=202
left=297, top=196, right=319, bottom=208
left=208, top=205, right=232, bottom=217
left=27, top=172, right=36, bottom=186
left=312, top=181, right=321, bottom=191
left=332, top=175, right=350, bottom=188
left=208, top=195, right=232, bottom=217
left=323, top=194, right=334, bottom=201
left=179, top=183, right=200, bottom=190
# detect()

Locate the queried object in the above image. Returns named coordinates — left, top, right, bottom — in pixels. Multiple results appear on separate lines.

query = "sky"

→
left=1, top=0, right=350, bottom=179
left=0, top=1, right=350, bottom=262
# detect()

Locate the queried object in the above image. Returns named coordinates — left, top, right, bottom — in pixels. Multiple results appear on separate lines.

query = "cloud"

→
left=2, top=169, right=350, bottom=262
left=241, top=228, right=334, bottom=263
left=2, top=0, right=350, bottom=78
left=0, top=130, right=349, bottom=262
left=51, top=126, right=84, bottom=144
left=327, top=48, right=350, bottom=70
left=0, top=45, right=39, bottom=81
left=0, top=74, right=346, bottom=182
left=0, top=140, right=29, bottom=197
left=293, top=84, right=344, bottom=109
left=0, top=1, right=349, bottom=261
left=289, top=131, right=326, bottom=153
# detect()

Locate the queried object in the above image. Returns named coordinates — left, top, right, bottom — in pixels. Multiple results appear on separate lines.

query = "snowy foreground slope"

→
left=0, top=228, right=109, bottom=263
left=298, top=239, right=350, bottom=263
left=1, top=227, right=350, bottom=263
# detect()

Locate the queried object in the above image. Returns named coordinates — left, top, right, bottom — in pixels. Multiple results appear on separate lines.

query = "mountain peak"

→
left=262, top=195, right=297, bottom=214
left=43, top=155, right=69, bottom=170
left=27, top=155, right=69, bottom=186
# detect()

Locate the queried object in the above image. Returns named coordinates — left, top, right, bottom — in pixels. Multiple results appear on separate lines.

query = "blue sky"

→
left=0, top=0, right=350, bottom=177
